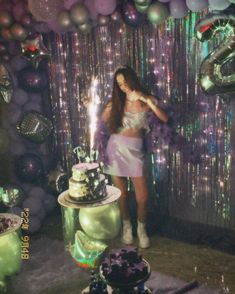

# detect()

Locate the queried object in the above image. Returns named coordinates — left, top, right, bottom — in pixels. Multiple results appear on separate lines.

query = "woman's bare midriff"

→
left=118, top=128, right=144, bottom=138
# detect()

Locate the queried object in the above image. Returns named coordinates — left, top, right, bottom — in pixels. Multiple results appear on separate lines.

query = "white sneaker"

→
left=137, top=221, right=150, bottom=249
left=122, top=220, right=133, bottom=245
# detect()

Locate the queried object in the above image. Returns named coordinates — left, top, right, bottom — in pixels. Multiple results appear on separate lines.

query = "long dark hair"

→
left=108, top=66, right=150, bottom=133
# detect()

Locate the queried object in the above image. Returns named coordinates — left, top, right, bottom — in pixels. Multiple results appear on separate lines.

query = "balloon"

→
left=23, top=101, right=42, bottom=112
left=79, top=202, right=121, bottom=240
left=57, top=10, right=72, bottom=29
left=135, top=3, right=150, bottom=13
left=0, top=11, right=13, bottom=28
left=12, top=2, right=26, bottom=21
left=158, top=0, right=171, bottom=2
left=28, top=0, right=64, bottom=22
left=94, top=0, right=117, bottom=16
left=122, top=1, right=146, bottom=27
left=195, top=13, right=235, bottom=94
left=1, top=185, right=25, bottom=208
left=12, top=88, right=29, bottom=106
left=36, top=207, right=46, bottom=221
left=169, top=0, right=189, bottom=18
left=110, top=10, right=122, bottom=22
left=1, top=28, right=13, bottom=41
left=10, top=56, right=29, bottom=72
left=0, top=214, right=22, bottom=277
left=22, top=196, right=43, bottom=215
left=0, top=128, right=9, bottom=154
left=28, top=215, right=41, bottom=233
left=20, top=14, right=33, bottom=27
left=10, top=141, right=26, bottom=156
left=229, top=0, right=235, bottom=3
left=84, top=0, right=99, bottom=21
left=64, top=0, right=83, bottom=9
left=70, top=3, right=89, bottom=25
left=18, top=66, right=47, bottom=93
left=10, top=23, right=28, bottom=41
left=186, top=0, right=209, bottom=12
left=1, top=53, right=10, bottom=62
left=7, top=103, right=22, bottom=125
left=47, top=164, right=68, bottom=193
left=147, top=2, right=169, bottom=25
left=71, top=230, right=108, bottom=269
left=78, top=21, right=92, bottom=34
left=28, top=186, right=46, bottom=200
left=17, top=111, right=53, bottom=143
left=135, top=0, right=151, bottom=5
left=21, top=34, right=50, bottom=68
left=98, top=15, right=110, bottom=26
left=43, top=194, right=57, bottom=212
left=0, top=43, right=7, bottom=55
left=208, top=0, right=231, bottom=10
left=0, top=63, right=13, bottom=104
left=10, top=206, right=23, bottom=217
left=15, top=153, right=44, bottom=183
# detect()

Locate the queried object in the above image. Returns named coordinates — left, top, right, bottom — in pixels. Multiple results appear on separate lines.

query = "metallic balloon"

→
left=147, top=2, right=169, bottom=25
left=208, top=0, right=231, bottom=10
left=135, top=0, right=151, bottom=5
left=21, top=34, right=50, bottom=68
left=98, top=15, right=110, bottom=26
left=47, top=164, right=68, bottom=193
left=122, top=0, right=146, bottom=27
left=94, top=0, right=117, bottom=16
left=1, top=28, right=13, bottom=41
left=79, top=202, right=121, bottom=240
left=78, top=21, right=92, bottom=34
left=1, top=185, right=25, bottom=208
left=186, top=0, right=209, bottom=12
left=0, top=63, right=13, bottom=104
left=10, top=23, right=28, bottom=41
left=18, top=66, right=47, bottom=93
left=135, top=3, right=150, bottom=14
left=70, top=3, right=89, bottom=25
left=0, top=43, right=7, bottom=55
left=0, top=11, right=13, bottom=28
left=71, top=230, right=107, bottom=268
left=110, top=10, right=122, bottom=22
left=195, top=13, right=235, bottom=94
left=57, top=10, right=72, bottom=29
left=20, top=14, right=33, bottom=27
left=15, top=153, right=44, bottom=183
left=17, top=111, right=53, bottom=143
left=169, top=0, right=188, bottom=18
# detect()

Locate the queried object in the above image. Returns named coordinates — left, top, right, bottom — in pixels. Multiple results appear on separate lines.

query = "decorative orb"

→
left=94, top=0, right=117, bottom=16
left=79, top=202, right=121, bottom=240
left=122, top=1, right=146, bottom=27
left=57, top=10, right=72, bottom=29
left=28, top=0, right=64, bottom=22
left=18, top=67, right=47, bottom=93
left=147, top=2, right=169, bottom=25
left=78, top=21, right=92, bottom=34
left=70, top=3, right=89, bottom=25
left=0, top=11, right=13, bottom=28
left=10, top=23, right=28, bottom=41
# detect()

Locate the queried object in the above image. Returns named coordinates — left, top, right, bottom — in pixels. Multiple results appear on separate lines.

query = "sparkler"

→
left=88, top=76, right=100, bottom=161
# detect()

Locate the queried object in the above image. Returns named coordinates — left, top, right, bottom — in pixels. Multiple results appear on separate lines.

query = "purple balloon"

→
left=122, top=0, right=146, bottom=27
left=18, top=67, right=47, bottom=93
left=12, top=88, right=29, bottom=106
left=43, top=194, right=57, bottom=212
left=15, top=153, right=44, bottom=183
left=28, top=215, right=41, bottom=234
left=23, top=196, right=43, bottom=215
left=170, top=0, right=188, bottom=18
left=186, top=0, right=208, bottom=12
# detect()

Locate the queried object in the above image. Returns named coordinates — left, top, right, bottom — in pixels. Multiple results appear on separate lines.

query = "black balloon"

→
left=122, top=0, right=146, bottom=27
left=15, top=153, right=44, bottom=183
left=18, top=66, right=47, bottom=93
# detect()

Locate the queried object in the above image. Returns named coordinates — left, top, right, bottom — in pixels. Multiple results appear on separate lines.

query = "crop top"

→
left=119, top=110, right=150, bottom=132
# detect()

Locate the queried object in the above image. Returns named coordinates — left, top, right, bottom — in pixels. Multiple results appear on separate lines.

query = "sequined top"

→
left=119, top=110, right=150, bottom=132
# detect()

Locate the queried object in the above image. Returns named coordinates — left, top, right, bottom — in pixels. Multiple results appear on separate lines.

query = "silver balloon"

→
left=110, top=10, right=122, bottom=22
left=10, top=23, right=28, bottom=41
left=135, top=3, right=150, bottom=13
left=0, top=63, right=13, bottom=104
left=78, top=21, right=92, bottom=34
left=57, top=10, right=72, bottom=29
left=70, top=3, right=89, bottom=25
left=17, top=111, right=53, bottom=143
left=79, top=202, right=121, bottom=240
left=98, top=15, right=110, bottom=26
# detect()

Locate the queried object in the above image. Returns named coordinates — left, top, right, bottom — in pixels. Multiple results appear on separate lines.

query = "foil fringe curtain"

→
left=45, top=13, right=235, bottom=230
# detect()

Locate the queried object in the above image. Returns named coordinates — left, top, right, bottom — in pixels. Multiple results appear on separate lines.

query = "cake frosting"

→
left=68, top=162, right=107, bottom=203
left=101, top=246, right=148, bottom=283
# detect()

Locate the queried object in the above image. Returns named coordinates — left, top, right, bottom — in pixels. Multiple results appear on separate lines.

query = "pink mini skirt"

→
left=103, top=134, right=145, bottom=177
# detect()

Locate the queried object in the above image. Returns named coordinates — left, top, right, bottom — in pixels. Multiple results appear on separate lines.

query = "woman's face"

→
left=116, top=74, right=131, bottom=94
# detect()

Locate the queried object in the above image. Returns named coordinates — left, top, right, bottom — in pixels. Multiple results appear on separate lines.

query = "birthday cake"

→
left=101, top=246, right=149, bottom=284
left=68, top=162, right=107, bottom=203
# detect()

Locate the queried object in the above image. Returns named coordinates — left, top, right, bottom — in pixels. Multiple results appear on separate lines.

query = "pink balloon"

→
left=64, top=0, right=83, bottom=10
left=13, top=2, right=26, bottom=21
left=170, top=0, right=188, bottom=18
left=34, top=22, right=51, bottom=33
left=84, top=0, right=99, bottom=20
left=94, top=0, right=117, bottom=15
left=7, top=104, right=22, bottom=125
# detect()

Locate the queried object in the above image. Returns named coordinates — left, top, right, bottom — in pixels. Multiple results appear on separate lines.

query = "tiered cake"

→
left=68, top=162, right=107, bottom=203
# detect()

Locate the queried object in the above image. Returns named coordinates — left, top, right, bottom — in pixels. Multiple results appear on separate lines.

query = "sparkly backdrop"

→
left=45, top=13, right=235, bottom=230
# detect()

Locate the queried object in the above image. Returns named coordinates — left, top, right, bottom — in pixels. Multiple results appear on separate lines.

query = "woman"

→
left=100, top=66, right=168, bottom=249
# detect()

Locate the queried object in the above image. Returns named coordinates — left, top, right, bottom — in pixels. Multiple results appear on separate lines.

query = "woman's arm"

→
left=139, top=95, right=169, bottom=123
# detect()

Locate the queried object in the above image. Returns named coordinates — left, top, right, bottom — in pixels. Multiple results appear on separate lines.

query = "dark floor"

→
left=30, top=208, right=235, bottom=293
